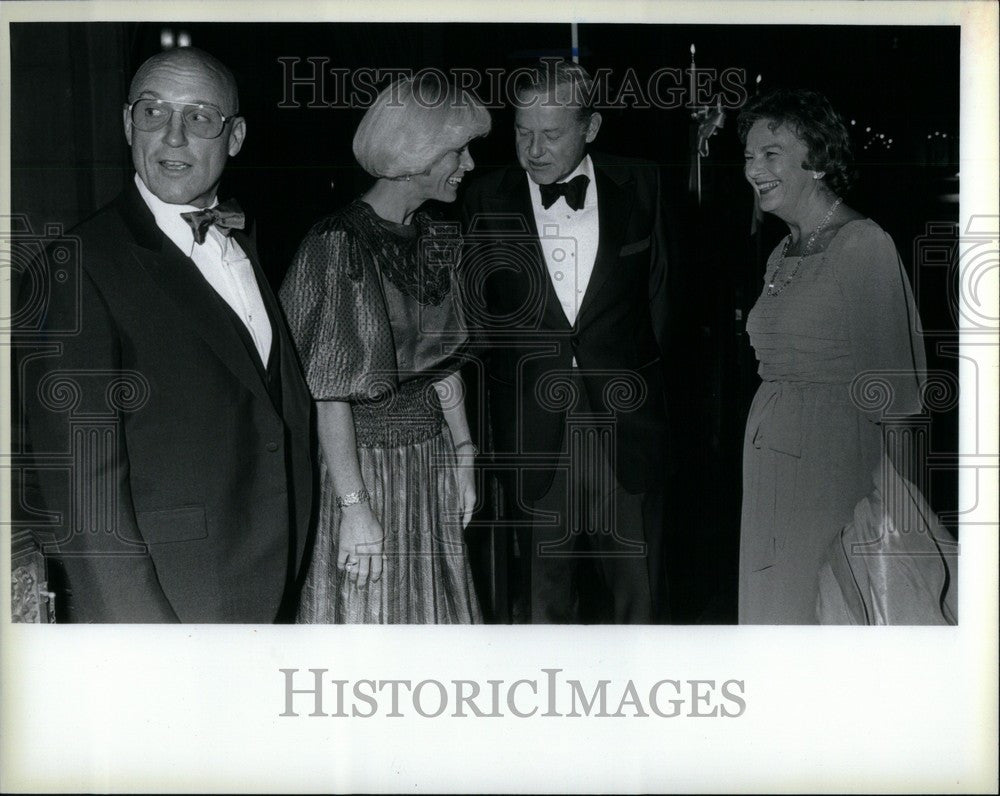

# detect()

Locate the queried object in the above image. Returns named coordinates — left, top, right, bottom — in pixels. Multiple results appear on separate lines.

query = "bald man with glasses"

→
left=21, top=47, right=314, bottom=622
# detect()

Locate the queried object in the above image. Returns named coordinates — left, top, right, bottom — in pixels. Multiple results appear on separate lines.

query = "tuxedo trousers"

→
left=520, top=371, right=666, bottom=624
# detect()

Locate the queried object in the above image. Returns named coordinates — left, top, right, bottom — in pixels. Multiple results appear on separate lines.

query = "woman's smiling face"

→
left=412, top=139, right=476, bottom=204
left=743, top=118, right=816, bottom=222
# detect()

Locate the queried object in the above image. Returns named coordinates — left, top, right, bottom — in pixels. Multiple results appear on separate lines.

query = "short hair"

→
left=513, top=59, right=597, bottom=121
left=353, top=72, right=492, bottom=178
left=737, top=88, right=854, bottom=195
left=128, top=47, right=239, bottom=115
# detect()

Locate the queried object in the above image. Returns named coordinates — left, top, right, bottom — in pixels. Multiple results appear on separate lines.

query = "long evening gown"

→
left=280, top=200, right=482, bottom=623
left=739, top=218, right=926, bottom=624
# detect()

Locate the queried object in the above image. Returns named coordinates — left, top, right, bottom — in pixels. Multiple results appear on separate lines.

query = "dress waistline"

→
left=352, top=379, right=446, bottom=448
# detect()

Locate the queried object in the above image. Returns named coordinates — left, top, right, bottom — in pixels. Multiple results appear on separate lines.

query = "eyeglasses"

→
left=127, top=98, right=237, bottom=140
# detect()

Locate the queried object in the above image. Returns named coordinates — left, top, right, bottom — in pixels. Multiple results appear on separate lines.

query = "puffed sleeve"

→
left=278, top=217, right=398, bottom=401
left=832, top=220, right=927, bottom=420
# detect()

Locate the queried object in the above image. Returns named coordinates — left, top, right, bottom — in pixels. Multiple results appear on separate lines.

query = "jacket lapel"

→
left=118, top=184, right=272, bottom=404
left=237, top=225, right=310, bottom=415
left=489, top=168, right=572, bottom=331
left=496, top=167, right=540, bottom=238
left=575, top=163, right=634, bottom=327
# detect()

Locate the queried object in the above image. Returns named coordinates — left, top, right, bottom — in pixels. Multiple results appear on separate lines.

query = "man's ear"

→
left=585, top=112, right=602, bottom=144
left=123, top=104, right=133, bottom=146
left=228, top=117, right=247, bottom=157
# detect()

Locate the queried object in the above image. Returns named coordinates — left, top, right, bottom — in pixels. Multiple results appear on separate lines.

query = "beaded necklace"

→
left=766, top=197, right=842, bottom=297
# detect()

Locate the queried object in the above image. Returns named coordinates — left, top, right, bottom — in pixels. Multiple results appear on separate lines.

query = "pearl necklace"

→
left=766, top=197, right=843, bottom=297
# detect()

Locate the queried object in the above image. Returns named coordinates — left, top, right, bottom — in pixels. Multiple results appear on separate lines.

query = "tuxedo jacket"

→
left=21, top=181, right=314, bottom=622
left=461, top=154, right=670, bottom=501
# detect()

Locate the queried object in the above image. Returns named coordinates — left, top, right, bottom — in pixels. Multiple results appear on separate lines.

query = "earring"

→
left=812, top=172, right=824, bottom=180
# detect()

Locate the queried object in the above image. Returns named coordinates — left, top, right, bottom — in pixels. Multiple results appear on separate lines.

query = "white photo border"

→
left=1, top=1, right=997, bottom=793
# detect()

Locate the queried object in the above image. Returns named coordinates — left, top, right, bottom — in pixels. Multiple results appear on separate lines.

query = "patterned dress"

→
left=280, top=200, right=482, bottom=623
left=740, top=219, right=926, bottom=624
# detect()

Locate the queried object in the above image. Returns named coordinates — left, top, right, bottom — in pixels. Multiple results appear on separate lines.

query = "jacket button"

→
left=266, top=442, right=279, bottom=452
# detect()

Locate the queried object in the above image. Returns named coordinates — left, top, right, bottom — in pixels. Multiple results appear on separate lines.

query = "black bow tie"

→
left=180, top=199, right=245, bottom=245
left=539, top=174, right=590, bottom=211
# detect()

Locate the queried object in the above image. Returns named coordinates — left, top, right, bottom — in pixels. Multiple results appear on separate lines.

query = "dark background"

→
left=10, top=22, right=960, bottom=622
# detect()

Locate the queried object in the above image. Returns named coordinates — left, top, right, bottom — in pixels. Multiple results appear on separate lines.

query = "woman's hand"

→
left=337, top=503, right=384, bottom=587
left=455, top=449, right=478, bottom=528
left=434, top=372, right=478, bottom=528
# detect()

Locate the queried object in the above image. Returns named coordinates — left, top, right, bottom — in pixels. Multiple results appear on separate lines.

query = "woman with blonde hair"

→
left=280, top=73, right=491, bottom=623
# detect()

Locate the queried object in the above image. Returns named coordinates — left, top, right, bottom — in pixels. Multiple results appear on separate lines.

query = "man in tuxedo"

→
left=21, top=47, right=313, bottom=622
left=461, top=60, right=670, bottom=623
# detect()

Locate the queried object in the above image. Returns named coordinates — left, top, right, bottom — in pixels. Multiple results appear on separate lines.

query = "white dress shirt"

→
left=526, top=154, right=600, bottom=328
left=135, top=174, right=272, bottom=366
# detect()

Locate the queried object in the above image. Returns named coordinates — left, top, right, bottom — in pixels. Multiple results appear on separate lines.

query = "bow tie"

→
left=180, top=199, right=245, bottom=245
left=539, top=174, right=590, bottom=211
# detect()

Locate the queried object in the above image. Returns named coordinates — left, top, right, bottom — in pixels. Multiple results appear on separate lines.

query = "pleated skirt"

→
left=296, top=424, right=482, bottom=624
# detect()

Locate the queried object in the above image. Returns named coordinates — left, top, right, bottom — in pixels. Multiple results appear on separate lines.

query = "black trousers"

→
left=520, top=373, right=667, bottom=624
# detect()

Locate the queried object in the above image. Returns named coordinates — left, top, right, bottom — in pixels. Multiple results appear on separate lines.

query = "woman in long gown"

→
left=280, top=75, right=491, bottom=623
left=737, top=89, right=927, bottom=624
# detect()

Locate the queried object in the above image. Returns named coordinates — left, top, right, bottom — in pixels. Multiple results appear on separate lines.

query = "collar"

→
left=134, top=173, right=220, bottom=256
left=526, top=154, right=596, bottom=210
